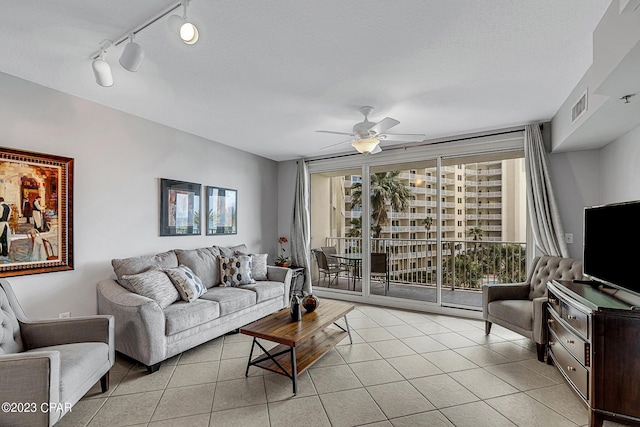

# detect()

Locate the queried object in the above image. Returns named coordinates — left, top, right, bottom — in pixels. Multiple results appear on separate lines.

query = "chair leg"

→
left=536, top=343, right=545, bottom=362
left=100, top=372, right=110, bottom=393
left=485, top=321, right=492, bottom=335
left=147, top=362, right=162, bottom=373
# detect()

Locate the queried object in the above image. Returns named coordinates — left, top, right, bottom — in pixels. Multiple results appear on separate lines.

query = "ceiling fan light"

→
left=351, top=138, right=380, bottom=154
left=119, top=36, right=145, bottom=72
left=92, top=53, right=113, bottom=87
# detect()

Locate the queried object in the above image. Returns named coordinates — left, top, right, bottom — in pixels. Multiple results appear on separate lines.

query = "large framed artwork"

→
left=206, top=186, right=237, bottom=235
left=160, top=179, right=201, bottom=236
left=0, top=147, right=74, bottom=277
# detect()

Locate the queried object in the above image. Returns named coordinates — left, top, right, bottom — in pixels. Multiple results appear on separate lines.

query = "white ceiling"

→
left=0, top=1, right=611, bottom=161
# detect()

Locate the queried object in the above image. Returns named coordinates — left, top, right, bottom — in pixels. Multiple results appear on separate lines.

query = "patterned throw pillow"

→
left=165, top=265, right=207, bottom=302
left=219, top=255, right=255, bottom=287
left=121, top=269, right=180, bottom=309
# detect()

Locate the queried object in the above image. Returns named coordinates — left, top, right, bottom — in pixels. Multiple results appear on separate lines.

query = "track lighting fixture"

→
left=89, top=1, right=199, bottom=87
left=92, top=46, right=113, bottom=87
left=119, top=34, right=145, bottom=72
left=168, top=0, right=199, bottom=45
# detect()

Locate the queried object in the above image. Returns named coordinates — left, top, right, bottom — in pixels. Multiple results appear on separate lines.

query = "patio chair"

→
left=313, top=249, right=349, bottom=288
left=370, top=253, right=390, bottom=295
left=321, top=246, right=349, bottom=270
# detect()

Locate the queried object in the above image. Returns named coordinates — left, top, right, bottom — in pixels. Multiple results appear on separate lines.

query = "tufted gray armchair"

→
left=0, top=279, right=114, bottom=426
left=482, top=255, right=583, bottom=361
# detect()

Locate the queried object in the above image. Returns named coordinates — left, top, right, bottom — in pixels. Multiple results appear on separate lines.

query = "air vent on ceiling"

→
left=571, top=90, right=588, bottom=123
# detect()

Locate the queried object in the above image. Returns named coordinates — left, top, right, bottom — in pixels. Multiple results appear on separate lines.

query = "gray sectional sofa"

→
left=97, top=244, right=291, bottom=372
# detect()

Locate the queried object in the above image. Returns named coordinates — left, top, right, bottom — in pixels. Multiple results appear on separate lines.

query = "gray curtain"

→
left=524, top=123, right=569, bottom=257
left=290, top=160, right=312, bottom=294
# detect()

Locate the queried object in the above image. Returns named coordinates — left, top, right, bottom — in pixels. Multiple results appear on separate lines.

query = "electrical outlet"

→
left=565, top=233, right=574, bottom=244
left=59, top=312, right=70, bottom=318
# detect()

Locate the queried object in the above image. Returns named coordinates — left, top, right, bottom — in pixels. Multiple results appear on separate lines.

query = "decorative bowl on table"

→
left=302, top=295, right=319, bottom=313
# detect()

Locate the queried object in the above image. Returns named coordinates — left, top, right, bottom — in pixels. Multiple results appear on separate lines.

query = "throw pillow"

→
left=112, top=250, right=179, bottom=292
left=165, top=265, right=207, bottom=302
left=174, top=247, right=220, bottom=289
left=236, top=252, right=268, bottom=281
left=121, top=269, right=180, bottom=309
left=219, top=255, right=255, bottom=287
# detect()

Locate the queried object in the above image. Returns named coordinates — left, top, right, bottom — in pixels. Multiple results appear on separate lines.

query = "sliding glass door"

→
left=308, top=145, right=527, bottom=311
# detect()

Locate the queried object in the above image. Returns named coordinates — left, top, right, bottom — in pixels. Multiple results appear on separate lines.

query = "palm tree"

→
left=467, top=226, right=484, bottom=242
left=422, top=216, right=433, bottom=238
left=350, top=171, right=412, bottom=238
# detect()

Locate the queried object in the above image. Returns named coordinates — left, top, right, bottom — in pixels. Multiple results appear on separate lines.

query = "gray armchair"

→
left=0, top=279, right=114, bottom=426
left=482, top=255, right=583, bottom=362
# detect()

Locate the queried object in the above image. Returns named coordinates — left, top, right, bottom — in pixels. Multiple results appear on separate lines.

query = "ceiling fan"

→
left=317, top=106, right=425, bottom=154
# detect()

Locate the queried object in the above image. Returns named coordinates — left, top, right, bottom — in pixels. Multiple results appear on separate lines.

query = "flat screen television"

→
left=583, top=200, right=640, bottom=296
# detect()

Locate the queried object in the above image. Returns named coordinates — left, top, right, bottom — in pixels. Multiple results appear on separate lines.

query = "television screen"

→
left=584, top=200, right=640, bottom=296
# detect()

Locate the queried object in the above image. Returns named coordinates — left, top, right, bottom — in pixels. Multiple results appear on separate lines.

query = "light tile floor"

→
left=57, top=300, right=623, bottom=427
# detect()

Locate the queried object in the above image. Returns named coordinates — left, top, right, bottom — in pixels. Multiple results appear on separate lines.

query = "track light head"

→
left=92, top=51, right=113, bottom=87
left=168, top=1, right=199, bottom=44
left=119, top=34, right=145, bottom=72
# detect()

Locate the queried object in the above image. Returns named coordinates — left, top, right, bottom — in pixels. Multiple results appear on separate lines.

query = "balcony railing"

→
left=322, top=237, right=526, bottom=293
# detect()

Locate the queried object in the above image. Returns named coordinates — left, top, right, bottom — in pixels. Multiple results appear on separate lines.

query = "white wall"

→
left=547, top=149, right=601, bottom=259
left=599, top=125, right=640, bottom=204
left=0, top=72, right=279, bottom=319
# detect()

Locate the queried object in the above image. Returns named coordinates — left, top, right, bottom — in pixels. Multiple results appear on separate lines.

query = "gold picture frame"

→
left=0, top=147, right=74, bottom=276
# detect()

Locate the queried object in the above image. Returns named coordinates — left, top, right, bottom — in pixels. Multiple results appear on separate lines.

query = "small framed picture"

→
left=206, top=186, right=237, bottom=235
left=160, top=179, right=201, bottom=236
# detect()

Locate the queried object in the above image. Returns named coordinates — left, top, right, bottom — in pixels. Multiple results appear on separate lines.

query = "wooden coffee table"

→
left=240, top=299, right=354, bottom=395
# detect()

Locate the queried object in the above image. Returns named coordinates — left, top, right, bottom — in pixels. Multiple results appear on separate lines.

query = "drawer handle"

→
left=567, top=315, right=577, bottom=320
left=548, top=319, right=555, bottom=324
left=567, top=366, right=576, bottom=372
left=549, top=298, right=558, bottom=304
left=566, top=339, right=574, bottom=344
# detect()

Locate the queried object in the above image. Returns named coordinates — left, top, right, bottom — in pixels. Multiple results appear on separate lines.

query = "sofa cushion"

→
left=218, top=244, right=249, bottom=258
left=239, top=281, right=285, bottom=303
left=165, top=265, right=207, bottom=302
left=112, top=251, right=179, bottom=292
left=488, top=300, right=532, bottom=332
left=219, top=255, right=255, bottom=287
left=121, top=270, right=180, bottom=309
left=163, top=299, right=221, bottom=335
left=199, top=287, right=256, bottom=316
left=175, top=247, right=221, bottom=289
left=26, top=342, right=109, bottom=402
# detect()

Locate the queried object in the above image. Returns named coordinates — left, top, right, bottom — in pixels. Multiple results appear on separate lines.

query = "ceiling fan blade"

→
left=381, top=133, right=426, bottom=143
left=320, top=138, right=353, bottom=150
left=369, top=117, right=400, bottom=135
left=316, top=130, right=355, bottom=136
left=370, top=145, right=382, bottom=154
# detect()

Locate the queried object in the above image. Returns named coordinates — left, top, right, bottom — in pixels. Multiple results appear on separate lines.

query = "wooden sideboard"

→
left=547, top=280, right=640, bottom=427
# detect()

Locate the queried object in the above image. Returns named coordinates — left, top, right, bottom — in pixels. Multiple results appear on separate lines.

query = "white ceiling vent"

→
left=571, top=90, right=588, bottom=123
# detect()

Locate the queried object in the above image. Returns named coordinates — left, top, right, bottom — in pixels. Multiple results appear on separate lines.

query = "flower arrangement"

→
left=276, top=236, right=291, bottom=266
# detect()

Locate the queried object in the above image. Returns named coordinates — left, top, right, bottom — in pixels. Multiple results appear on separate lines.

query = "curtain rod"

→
left=305, top=124, right=538, bottom=164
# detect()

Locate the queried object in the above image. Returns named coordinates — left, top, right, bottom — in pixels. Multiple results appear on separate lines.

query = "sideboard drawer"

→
left=548, top=309, right=588, bottom=366
left=561, top=300, right=589, bottom=339
left=548, top=290, right=561, bottom=316
left=549, top=332, right=589, bottom=400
